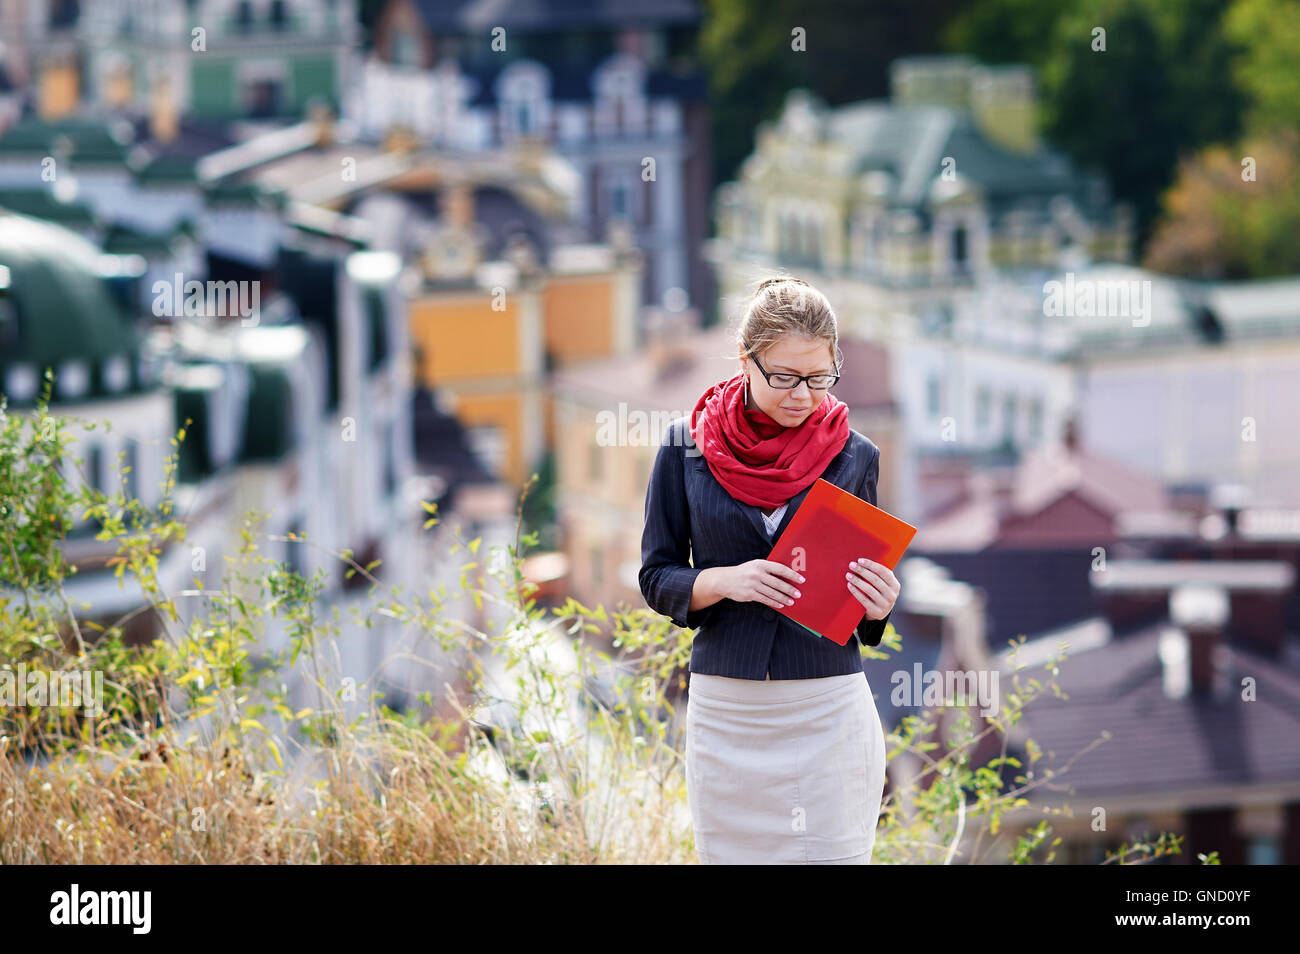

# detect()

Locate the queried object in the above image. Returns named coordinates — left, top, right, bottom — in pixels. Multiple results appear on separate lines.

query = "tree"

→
left=1144, top=128, right=1300, bottom=279
left=699, top=0, right=964, bottom=189
left=946, top=0, right=1245, bottom=251
left=1223, top=0, right=1300, bottom=135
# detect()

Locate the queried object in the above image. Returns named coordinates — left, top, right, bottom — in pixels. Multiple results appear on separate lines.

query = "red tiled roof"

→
left=914, top=443, right=1170, bottom=551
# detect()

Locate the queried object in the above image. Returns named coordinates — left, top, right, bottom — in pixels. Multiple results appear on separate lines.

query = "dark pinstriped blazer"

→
left=639, top=415, right=892, bottom=680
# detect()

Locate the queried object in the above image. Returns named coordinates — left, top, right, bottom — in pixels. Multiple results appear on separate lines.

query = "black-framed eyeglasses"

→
left=751, top=353, right=840, bottom=390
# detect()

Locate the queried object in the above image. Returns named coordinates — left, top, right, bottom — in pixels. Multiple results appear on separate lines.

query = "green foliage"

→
left=699, top=0, right=964, bottom=187
left=519, top=452, right=559, bottom=553
left=941, top=0, right=1065, bottom=66
left=947, top=0, right=1250, bottom=252
left=1144, top=128, right=1300, bottom=278
left=1044, top=1, right=1245, bottom=246
left=1223, top=0, right=1300, bottom=135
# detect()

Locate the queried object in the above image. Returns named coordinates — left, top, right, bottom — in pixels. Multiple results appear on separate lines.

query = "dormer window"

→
left=104, top=355, right=130, bottom=393
left=593, top=55, right=645, bottom=137
left=498, top=61, right=550, bottom=141
left=58, top=360, right=89, bottom=399
left=4, top=364, right=37, bottom=403
left=952, top=224, right=969, bottom=271
left=392, top=31, right=419, bottom=68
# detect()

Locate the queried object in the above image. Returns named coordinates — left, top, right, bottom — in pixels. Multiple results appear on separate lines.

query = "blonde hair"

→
left=727, top=276, right=842, bottom=371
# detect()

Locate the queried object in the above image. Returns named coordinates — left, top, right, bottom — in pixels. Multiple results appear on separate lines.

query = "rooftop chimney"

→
left=1210, top=483, right=1250, bottom=537
left=308, top=100, right=334, bottom=148
left=442, top=182, right=474, bottom=229
left=38, top=54, right=79, bottom=121
left=1062, top=413, right=1080, bottom=453
left=643, top=305, right=698, bottom=381
left=381, top=123, right=418, bottom=154
left=969, top=65, right=1039, bottom=155
left=150, top=73, right=178, bottom=144
left=1167, top=583, right=1230, bottom=698
left=890, top=57, right=1039, bottom=156
left=103, top=54, right=132, bottom=109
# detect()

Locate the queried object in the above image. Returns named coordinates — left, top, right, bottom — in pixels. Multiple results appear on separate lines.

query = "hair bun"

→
left=757, top=276, right=809, bottom=291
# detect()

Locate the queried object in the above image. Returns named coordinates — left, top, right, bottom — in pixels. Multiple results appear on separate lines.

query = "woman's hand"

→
left=719, top=559, right=805, bottom=610
left=846, top=558, right=899, bottom=620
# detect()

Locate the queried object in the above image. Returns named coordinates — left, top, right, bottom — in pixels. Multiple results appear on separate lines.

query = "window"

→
left=285, top=520, right=306, bottom=580
left=244, top=78, right=283, bottom=117
left=927, top=375, right=942, bottom=419
left=122, top=441, right=139, bottom=504
left=610, top=180, right=628, bottom=220
left=1002, top=393, right=1017, bottom=444
left=806, top=217, right=821, bottom=266
left=85, top=444, right=103, bottom=494
left=384, top=423, right=397, bottom=497
left=365, top=286, right=388, bottom=371
left=270, top=0, right=287, bottom=30
left=952, top=225, right=968, bottom=268
left=467, top=425, right=505, bottom=479
left=236, top=0, right=253, bottom=31
left=1027, top=398, right=1043, bottom=442
left=1247, top=835, right=1280, bottom=865
left=392, top=31, right=419, bottom=68
left=976, top=386, right=990, bottom=432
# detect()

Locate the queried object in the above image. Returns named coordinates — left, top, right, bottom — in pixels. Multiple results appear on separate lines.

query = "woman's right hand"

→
left=718, top=560, right=805, bottom=610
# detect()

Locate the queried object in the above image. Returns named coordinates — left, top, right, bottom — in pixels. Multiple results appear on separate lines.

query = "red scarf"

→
left=688, top=370, right=850, bottom=509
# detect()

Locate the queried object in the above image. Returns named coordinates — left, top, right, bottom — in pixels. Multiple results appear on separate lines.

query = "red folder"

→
left=765, top=478, right=918, bottom=645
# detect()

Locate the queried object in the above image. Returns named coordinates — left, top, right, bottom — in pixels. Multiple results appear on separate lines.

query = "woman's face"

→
left=741, top=335, right=836, bottom=426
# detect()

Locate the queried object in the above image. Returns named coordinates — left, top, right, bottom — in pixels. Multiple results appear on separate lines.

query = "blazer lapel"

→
left=756, top=442, right=857, bottom=544
left=686, top=439, right=856, bottom=547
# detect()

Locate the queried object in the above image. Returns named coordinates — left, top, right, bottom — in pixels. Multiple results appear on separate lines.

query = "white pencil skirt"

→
left=685, top=670, right=887, bottom=864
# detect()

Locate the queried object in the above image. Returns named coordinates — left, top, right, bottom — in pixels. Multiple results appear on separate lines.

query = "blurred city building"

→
left=0, top=124, right=450, bottom=718
left=78, top=0, right=358, bottom=121
left=709, top=54, right=1136, bottom=523
left=990, top=559, right=1300, bottom=864
left=353, top=0, right=713, bottom=312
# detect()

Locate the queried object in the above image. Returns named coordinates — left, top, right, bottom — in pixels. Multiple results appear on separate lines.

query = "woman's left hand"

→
left=846, top=558, right=899, bottom=620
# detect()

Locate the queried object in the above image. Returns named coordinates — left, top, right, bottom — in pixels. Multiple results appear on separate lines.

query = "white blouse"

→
left=760, top=502, right=789, bottom=538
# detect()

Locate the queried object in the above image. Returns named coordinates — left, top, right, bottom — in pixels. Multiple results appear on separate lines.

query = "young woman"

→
left=639, top=276, right=899, bottom=864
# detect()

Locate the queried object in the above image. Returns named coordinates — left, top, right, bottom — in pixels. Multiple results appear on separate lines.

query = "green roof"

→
left=101, top=222, right=177, bottom=257
left=133, top=153, right=200, bottom=184
left=0, top=210, right=150, bottom=406
left=201, top=179, right=267, bottom=206
left=0, top=189, right=96, bottom=227
left=0, top=117, right=134, bottom=164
